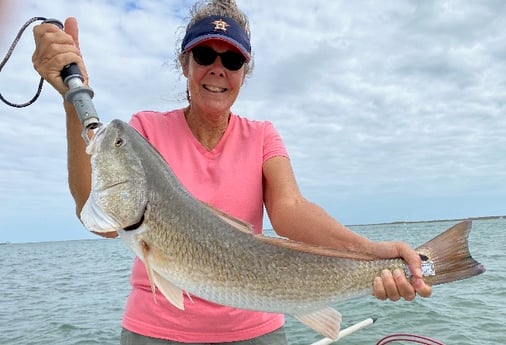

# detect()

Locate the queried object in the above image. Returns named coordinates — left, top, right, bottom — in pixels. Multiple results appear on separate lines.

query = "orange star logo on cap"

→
left=212, top=19, right=230, bottom=31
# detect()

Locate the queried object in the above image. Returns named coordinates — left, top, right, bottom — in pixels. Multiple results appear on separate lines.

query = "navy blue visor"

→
left=181, top=15, right=251, bottom=61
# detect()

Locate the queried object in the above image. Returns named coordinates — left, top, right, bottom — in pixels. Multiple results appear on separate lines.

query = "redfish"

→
left=81, top=120, right=485, bottom=339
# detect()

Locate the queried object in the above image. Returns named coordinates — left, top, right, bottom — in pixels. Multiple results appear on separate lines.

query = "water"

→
left=1, top=219, right=504, bottom=345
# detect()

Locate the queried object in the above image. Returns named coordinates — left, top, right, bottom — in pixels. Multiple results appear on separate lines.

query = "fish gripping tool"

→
left=43, top=19, right=103, bottom=143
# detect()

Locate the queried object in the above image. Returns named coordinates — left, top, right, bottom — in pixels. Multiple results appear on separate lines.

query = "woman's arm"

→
left=263, top=156, right=432, bottom=300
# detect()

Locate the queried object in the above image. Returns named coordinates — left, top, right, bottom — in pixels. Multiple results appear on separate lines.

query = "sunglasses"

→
left=191, top=46, right=246, bottom=71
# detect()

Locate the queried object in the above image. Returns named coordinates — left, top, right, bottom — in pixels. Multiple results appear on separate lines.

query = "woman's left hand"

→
left=371, top=241, right=432, bottom=301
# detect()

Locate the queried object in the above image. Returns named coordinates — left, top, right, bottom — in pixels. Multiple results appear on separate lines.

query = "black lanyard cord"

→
left=0, top=17, right=49, bottom=108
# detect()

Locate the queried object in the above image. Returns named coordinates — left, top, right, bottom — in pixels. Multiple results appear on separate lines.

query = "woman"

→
left=32, top=0, right=431, bottom=344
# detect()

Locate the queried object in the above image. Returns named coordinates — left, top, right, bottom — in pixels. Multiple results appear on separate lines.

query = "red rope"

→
left=376, top=333, right=445, bottom=345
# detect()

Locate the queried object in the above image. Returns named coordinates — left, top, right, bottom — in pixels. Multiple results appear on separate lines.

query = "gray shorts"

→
left=120, top=327, right=287, bottom=345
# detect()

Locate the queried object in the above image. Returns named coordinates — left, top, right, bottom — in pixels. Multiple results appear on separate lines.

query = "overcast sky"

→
left=1, top=0, right=505, bottom=243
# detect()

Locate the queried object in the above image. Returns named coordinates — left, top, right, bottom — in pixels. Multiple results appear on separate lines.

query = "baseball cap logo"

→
left=212, top=19, right=230, bottom=31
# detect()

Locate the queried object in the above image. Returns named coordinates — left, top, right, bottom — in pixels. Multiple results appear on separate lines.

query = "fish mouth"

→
left=95, top=180, right=131, bottom=193
left=104, top=180, right=129, bottom=189
left=85, top=123, right=108, bottom=155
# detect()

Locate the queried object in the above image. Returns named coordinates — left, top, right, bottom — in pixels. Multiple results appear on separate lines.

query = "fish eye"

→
left=115, top=137, right=124, bottom=147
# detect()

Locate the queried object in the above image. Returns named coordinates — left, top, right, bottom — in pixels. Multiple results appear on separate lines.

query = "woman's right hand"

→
left=32, top=17, right=89, bottom=97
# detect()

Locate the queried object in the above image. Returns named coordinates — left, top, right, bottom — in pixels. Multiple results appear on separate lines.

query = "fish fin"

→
left=255, top=235, right=378, bottom=260
left=415, top=220, right=485, bottom=286
left=152, top=271, right=185, bottom=310
left=140, top=240, right=158, bottom=304
left=201, top=202, right=254, bottom=234
left=294, top=307, right=342, bottom=340
left=136, top=237, right=185, bottom=310
left=139, top=240, right=185, bottom=310
left=80, top=192, right=121, bottom=233
left=185, top=291, right=195, bottom=304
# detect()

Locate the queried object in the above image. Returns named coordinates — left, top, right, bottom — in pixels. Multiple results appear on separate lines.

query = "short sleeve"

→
left=263, top=121, right=289, bottom=163
left=128, top=111, right=153, bottom=139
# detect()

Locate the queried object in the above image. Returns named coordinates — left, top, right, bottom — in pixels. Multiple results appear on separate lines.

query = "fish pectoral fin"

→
left=152, top=271, right=185, bottom=310
left=138, top=240, right=184, bottom=311
left=201, top=202, right=254, bottom=234
left=294, top=307, right=342, bottom=340
left=140, top=241, right=158, bottom=304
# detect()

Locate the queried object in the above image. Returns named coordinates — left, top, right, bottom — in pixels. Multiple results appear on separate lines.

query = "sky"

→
left=0, top=0, right=505, bottom=243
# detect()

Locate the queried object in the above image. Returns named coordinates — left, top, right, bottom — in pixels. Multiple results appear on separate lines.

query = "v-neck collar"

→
left=177, top=109, right=235, bottom=158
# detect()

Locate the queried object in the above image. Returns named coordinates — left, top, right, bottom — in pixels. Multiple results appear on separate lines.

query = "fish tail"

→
left=415, top=220, right=485, bottom=286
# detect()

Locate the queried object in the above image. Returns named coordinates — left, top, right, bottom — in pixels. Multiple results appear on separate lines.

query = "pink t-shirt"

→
left=121, top=109, right=289, bottom=342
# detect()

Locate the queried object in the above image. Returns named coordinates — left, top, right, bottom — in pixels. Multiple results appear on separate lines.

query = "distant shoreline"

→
left=3, top=215, right=504, bottom=244
left=348, top=215, right=505, bottom=227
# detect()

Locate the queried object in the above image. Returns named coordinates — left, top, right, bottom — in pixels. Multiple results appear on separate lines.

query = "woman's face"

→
left=183, top=40, right=246, bottom=118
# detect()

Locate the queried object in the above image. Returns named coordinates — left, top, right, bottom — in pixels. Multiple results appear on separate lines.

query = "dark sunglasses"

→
left=191, top=46, right=246, bottom=71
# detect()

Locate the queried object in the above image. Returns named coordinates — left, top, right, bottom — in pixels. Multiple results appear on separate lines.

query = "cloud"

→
left=1, top=0, right=505, bottom=242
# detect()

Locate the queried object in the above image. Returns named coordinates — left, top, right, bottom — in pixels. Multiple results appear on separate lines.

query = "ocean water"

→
left=1, top=219, right=504, bottom=345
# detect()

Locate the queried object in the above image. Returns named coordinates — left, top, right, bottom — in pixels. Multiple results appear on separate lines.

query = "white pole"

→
left=309, top=318, right=376, bottom=345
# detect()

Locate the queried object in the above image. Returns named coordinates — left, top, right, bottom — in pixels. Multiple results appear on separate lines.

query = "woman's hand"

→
left=32, top=17, right=88, bottom=97
left=372, top=241, right=432, bottom=301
